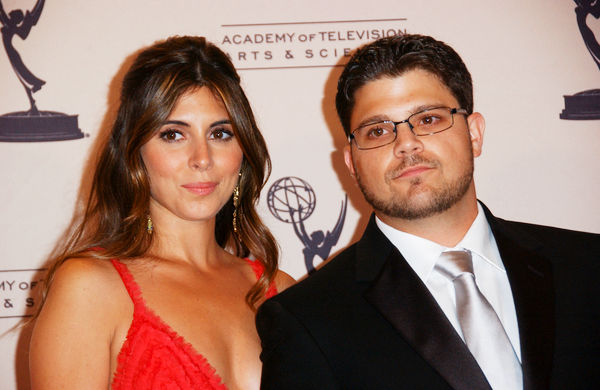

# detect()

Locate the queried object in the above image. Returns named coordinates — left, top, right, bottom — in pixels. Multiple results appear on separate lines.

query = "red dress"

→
left=110, top=258, right=277, bottom=390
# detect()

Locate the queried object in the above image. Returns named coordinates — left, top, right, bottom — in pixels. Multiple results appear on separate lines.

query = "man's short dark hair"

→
left=335, top=34, right=473, bottom=137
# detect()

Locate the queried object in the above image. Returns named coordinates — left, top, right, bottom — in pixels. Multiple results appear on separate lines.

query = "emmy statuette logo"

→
left=0, top=0, right=83, bottom=142
left=560, top=0, right=600, bottom=120
left=267, top=177, right=347, bottom=274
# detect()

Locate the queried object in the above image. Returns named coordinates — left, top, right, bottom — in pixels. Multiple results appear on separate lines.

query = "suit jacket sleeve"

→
left=256, top=298, right=340, bottom=390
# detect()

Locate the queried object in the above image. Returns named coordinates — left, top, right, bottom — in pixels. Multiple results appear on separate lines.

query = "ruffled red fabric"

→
left=110, top=258, right=276, bottom=390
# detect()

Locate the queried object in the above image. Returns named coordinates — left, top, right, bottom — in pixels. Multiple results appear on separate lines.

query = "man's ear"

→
left=467, top=112, right=485, bottom=158
left=343, top=144, right=357, bottom=180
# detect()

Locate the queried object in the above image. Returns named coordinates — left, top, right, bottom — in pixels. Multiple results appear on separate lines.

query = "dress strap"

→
left=244, top=258, right=278, bottom=298
left=110, top=259, right=144, bottom=308
left=245, top=258, right=264, bottom=280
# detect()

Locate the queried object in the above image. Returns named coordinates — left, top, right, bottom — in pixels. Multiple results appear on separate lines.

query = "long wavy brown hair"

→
left=39, top=36, right=278, bottom=311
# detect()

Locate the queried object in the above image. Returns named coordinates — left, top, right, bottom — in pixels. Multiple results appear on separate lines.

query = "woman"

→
left=29, top=36, right=294, bottom=389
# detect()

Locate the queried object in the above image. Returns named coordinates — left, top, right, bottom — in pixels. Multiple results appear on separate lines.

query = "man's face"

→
left=344, top=69, right=484, bottom=224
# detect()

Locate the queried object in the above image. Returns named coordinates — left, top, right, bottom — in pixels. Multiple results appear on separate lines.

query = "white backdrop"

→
left=1, top=0, right=598, bottom=388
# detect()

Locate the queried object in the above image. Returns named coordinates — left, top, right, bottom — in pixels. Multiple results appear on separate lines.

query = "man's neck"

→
left=376, top=193, right=479, bottom=248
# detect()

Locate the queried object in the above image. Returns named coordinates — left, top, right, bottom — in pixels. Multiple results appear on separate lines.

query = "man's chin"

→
left=382, top=201, right=446, bottom=220
left=368, top=192, right=438, bottom=220
left=371, top=185, right=469, bottom=221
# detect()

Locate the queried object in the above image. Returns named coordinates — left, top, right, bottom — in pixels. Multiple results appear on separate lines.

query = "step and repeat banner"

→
left=1, top=0, right=598, bottom=388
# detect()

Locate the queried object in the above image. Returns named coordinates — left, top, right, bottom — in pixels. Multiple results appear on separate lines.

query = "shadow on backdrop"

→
left=319, top=50, right=372, bottom=265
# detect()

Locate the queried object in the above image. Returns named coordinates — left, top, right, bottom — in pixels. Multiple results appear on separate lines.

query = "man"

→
left=256, top=34, right=600, bottom=389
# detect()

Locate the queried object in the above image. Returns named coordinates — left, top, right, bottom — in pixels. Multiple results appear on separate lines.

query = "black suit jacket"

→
left=257, top=204, right=600, bottom=389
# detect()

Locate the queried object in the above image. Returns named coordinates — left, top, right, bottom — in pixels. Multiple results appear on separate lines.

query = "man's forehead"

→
left=350, top=70, right=458, bottom=123
left=358, top=69, right=450, bottom=98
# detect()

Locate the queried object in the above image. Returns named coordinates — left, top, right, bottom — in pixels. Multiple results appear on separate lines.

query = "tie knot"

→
left=435, top=249, right=473, bottom=281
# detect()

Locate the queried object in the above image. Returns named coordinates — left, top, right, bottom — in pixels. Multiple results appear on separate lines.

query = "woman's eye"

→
left=209, top=127, right=234, bottom=141
left=159, top=129, right=184, bottom=142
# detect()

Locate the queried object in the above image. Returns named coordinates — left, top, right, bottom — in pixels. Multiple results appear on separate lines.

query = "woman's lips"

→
left=181, top=182, right=217, bottom=195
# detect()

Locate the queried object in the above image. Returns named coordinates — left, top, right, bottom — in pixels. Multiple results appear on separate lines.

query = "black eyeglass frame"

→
left=349, top=107, right=469, bottom=150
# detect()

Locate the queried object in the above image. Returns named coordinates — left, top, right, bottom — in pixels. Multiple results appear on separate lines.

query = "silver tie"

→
left=435, top=250, right=522, bottom=390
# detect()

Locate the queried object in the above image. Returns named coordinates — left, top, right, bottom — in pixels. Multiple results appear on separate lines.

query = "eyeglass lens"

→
left=352, top=107, right=456, bottom=149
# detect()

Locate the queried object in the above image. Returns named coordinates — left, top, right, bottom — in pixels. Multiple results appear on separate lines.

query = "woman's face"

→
left=141, top=87, right=243, bottom=224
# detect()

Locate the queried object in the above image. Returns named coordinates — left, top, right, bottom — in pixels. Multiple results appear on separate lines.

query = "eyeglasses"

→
left=349, top=107, right=468, bottom=150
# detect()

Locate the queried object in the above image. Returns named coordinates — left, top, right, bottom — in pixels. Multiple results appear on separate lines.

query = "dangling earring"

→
left=233, top=172, right=241, bottom=239
left=146, top=215, right=153, bottom=234
left=232, top=185, right=240, bottom=235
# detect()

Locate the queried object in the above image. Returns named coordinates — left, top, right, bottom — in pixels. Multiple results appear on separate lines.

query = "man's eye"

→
left=159, top=129, right=183, bottom=142
left=366, top=126, right=389, bottom=138
left=417, top=115, right=441, bottom=126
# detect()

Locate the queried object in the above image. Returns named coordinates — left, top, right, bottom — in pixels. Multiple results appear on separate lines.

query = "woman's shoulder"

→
left=274, top=269, right=295, bottom=292
left=53, top=256, right=123, bottom=294
left=42, top=256, right=130, bottom=323
left=30, top=257, right=130, bottom=387
left=242, top=257, right=295, bottom=291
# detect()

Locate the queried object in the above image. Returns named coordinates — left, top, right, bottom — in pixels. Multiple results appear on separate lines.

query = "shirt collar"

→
left=455, top=203, right=504, bottom=271
left=375, top=203, right=504, bottom=282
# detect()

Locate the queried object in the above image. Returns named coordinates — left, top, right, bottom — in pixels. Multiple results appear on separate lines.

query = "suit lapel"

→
left=357, top=217, right=491, bottom=390
left=483, top=205, right=555, bottom=390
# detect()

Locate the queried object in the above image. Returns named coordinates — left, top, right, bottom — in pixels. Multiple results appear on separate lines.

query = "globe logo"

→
left=267, top=176, right=347, bottom=274
left=267, top=176, right=316, bottom=223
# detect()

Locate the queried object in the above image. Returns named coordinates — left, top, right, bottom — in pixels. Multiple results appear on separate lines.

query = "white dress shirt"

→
left=375, top=203, right=522, bottom=362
